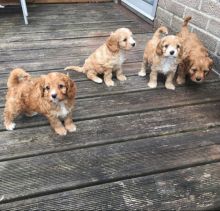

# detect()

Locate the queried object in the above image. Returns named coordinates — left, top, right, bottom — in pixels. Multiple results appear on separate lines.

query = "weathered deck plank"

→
left=1, top=162, right=219, bottom=210
left=0, top=127, right=220, bottom=203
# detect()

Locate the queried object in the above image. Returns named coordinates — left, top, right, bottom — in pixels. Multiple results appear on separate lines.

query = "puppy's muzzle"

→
left=51, top=93, right=57, bottom=99
left=132, top=42, right=136, bottom=47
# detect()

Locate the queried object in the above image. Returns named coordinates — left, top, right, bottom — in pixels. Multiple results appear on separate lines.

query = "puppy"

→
left=65, top=28, right=136, bottom=87
left=4, top=68, right=76, bottom=136
left=139, top=26, right=183, bottom=90
left=176, top=16, right=213, bottom=84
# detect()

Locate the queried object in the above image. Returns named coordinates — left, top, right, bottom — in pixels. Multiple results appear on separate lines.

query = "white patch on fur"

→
left=158, top=57, right=177, bottom=75
left=164, top=45, right=178, bottom=57
left=93, top=77, right=103, bottom=84
left=57, top=102, right=70, bottom=119
left=119, top=50, right=126, bottom=65
left=6, top=123, right=16, bottom=130
left=129, top=36, right=135, bottom=45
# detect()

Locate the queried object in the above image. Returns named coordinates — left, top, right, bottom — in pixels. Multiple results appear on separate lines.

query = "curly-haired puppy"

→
left=65, top=28, right=136, bottom=87
left=139, top=26, right=183, bottom=90
left=4, top=68, right=76, bottom=136
left=176, top=16, right=213, bottom=84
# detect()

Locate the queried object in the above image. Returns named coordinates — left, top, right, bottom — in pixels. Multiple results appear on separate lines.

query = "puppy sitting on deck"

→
left=176, top=16, right=213, bottom=84
left=65, top=28, right=136, bottom=87
left=4, top=68, right=76, bottom=136
left=139, top=26, right=182, bottom=90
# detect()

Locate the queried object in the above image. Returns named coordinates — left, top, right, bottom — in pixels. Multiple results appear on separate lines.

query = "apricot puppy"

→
left=139, top=27, right=183, bottom=90
left=176, top=16, right=213, bottom=84
left=4, top=68, right=76, bottom=136
left=65, top=28, right=136, bottom=87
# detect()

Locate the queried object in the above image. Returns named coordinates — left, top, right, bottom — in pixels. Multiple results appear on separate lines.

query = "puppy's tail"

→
left=7, top=68, right=30, bottom=88
left=64, top=66, right=85, bottom=74
left=182, top=16, right=192, bottom=27
left=153, top=26, right=168, bottom=39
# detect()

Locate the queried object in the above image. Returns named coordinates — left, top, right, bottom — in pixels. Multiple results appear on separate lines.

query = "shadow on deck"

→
left=0, top=2, right=220, bottom=210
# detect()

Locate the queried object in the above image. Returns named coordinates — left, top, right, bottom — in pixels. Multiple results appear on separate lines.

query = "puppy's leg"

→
left=104, top=69, right=114, bottom=87
left=176, top=63, right=186, bottom=85
left=148, top=67, right=158, bottom=88
left=4, top=109, right=19, bottom=130
left=116, top=66, right=127, bottom=81
left=64, top=114, right=76, bottom=133
left=87, top=70, right=103, bottom=84
left=165, top=71, right=176, bottom=90
left=47, top=115, right=67, bottom=136
left=138, top=60, right=147, bottom=77
left=4, top=102, right=21, bottom=130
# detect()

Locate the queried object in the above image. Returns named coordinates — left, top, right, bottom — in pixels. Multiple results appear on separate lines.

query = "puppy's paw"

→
left=105, top=80, right=114, bottom=87
left=147, top=81, right=157, bottom=88
left=65, top=123, right=76, bottom=133
left=25, top=112, right=38, bottom=117
left=138, top=70, right=146, bottom=77
left=165, top=83, right=175, bottom=90
left=117, top=74, right=127, bottom=81
left=176, top=77, right=186, bottom=85
left=5, top=122, right=16, bottom=131
left=93, top=77, right=103, bottom=84
left=55, top=127, right=67, bottom=136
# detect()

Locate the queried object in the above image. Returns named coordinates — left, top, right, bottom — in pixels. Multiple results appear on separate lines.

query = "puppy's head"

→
left=106, top=28, right=136, bottom=52
left=156, top=35, right=182, bottom=58
left=40, top=72, right=76, bottom=103
left=188, top=56, right=213, bottom=83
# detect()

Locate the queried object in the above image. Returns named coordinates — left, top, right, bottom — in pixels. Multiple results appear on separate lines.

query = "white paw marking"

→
left=148, top=82, right=157, bottom=88
left=138, top=71, right=146, bottom=77
left=93, top=77, right=103, bottom=84
left=6, top=123, right=16, bottom=131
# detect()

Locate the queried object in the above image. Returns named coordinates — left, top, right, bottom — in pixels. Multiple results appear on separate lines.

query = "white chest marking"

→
left=119, top=51, right=126, bottom=65
left=57, top=102, right=69, bottom=119
left=159, top=58, right=177, bottom=75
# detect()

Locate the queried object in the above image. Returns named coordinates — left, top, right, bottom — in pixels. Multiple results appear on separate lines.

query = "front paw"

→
left=165, top=83, right=175, bottom=90
left=65, top=122, right=76, bottom=133
left=117, top=74, right=127, bottom=81
left=54, top=127, right=67, bottom=136
left=105, top=80, right=114, bottom=87
left=138, top=70, right=146, bottom=77
left=176, top=76, right=186, bottom=85
left=147, top=81, right=157, bottom=88
left=5, top=122, right=16, bottom=131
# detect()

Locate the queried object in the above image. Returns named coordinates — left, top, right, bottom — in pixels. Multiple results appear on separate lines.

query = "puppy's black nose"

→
left=51, top=93, right=57, bottom=99
left=196, top=77, right=201, bottom=82
left=132, top=43, right=136, bottom=47
left=170, top=50, right=175, bottom=55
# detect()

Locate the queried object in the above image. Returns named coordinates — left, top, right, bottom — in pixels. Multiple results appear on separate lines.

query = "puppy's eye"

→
left=58, top=84, right=64, bottom=89
left=177, top=44, right=180, bottom=48
left=45, top=85, right=50, bottom=90
left=123, top=38, right=127, bottom=42
left=164, top=44, right=168, bottom=48
left=191, top=68, right=197, bottom=73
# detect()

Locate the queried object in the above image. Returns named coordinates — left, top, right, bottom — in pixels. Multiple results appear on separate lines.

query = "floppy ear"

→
left=156, top=40, right=163, bottom=56
left=36, top=75, right=46, bottom=98
left=106, top=32, right=119, bottom=53
left=66, top=78, right=76, bottom=99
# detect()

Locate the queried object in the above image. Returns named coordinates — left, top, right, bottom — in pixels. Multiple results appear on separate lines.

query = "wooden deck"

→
left=1, top=2, right=220, bottom=210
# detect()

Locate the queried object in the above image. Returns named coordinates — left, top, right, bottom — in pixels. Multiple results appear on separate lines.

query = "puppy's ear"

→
left=156, top=40, right=163, bottom=56
left=106, top=32, right=119, bottom=53
left=36, top=75, right=46, bottom=97
left=66, top=78, right=76, bottom=99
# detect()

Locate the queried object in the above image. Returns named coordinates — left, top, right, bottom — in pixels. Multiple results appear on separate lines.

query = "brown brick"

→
left=155, top=7, right=173, bottom=27
left=207, top=19, right=220, bottom=38
left=192, top=27, right=218, bottom=52
left=184, top=8, right=208, bottom=29
left=175, top=0, right=201, bottom=9
left=200, top=0, right=220, bottom=19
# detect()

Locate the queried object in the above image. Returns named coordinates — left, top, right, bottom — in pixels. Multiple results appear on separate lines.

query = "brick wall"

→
left=154, top=0, right=220, bottom=70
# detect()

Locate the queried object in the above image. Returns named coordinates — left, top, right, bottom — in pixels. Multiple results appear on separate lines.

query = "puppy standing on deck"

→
left=65, top=28, right=136, bottom=87
left=176, top=16, right=213, bottom=84
left=139, top=26, right=183, bottom=90
left=4, top=68, right=76, bottom=136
